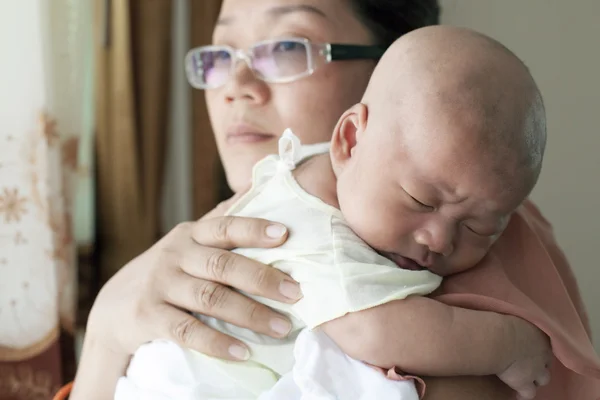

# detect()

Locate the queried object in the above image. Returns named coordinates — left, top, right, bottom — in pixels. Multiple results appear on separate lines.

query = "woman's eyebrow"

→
left=217, top=4, right=328, bottom=26
left=268, top=5, right=328, bottom=19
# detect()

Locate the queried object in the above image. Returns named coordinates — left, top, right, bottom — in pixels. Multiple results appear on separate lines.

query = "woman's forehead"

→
left=214, top=0, right=372, bottom=44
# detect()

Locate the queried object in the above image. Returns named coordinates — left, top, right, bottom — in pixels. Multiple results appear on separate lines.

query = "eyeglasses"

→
left=185, top=37, right=386, bottom=90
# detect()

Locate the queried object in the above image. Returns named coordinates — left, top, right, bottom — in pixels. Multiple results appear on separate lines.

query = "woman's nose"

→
left=223, top=59, right=270, bottom=105
left=413, top=221, right=456, bottom=257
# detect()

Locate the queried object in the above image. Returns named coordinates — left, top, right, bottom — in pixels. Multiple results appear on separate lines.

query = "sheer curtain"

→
left=0, top=0, right=94, bottom=398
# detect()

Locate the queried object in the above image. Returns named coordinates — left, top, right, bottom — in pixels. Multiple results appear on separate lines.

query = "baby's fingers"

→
left=516, top=384, right=537, bottom=400
left=535, top=368, right=551, bottom=387
left=516, top=368, right=550, bottom=399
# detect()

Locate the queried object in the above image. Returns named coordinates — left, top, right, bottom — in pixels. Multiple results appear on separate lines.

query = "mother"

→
left=71, top=0, right=598, bottom=399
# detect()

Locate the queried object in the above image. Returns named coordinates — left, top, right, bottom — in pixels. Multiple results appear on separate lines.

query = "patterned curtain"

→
left=0, top=0, right=94, bottom=398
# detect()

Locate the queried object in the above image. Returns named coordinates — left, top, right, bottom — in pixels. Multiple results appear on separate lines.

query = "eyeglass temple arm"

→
left=328, top=44, right=387, bottom=61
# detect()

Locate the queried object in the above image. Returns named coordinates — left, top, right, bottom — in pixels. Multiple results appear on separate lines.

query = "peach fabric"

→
left=433, top=199, right=600, bottom=398
left=369, top=365, right=427, bottom=399
left=52, top=381, right=72, bottom=400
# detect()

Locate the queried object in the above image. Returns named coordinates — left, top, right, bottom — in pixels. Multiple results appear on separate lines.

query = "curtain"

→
left=0, top=0, right=94, bottom=398
left=190, top=0, right=228, bottom=219
left=161, top=0, right=193, bottom=233
left=94, top=0, right=173, bottom=283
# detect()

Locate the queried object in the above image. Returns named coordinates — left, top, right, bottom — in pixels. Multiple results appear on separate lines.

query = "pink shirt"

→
left=434, top=200, right=600, bottom=398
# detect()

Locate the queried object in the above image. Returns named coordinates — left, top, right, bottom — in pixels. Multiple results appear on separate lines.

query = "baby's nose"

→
left=432, top=242, right=454, bottom=257
left=414, top=227, right=455, bottom=257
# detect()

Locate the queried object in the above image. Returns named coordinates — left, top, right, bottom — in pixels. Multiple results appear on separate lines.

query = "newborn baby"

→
left=116, top=26, right=550, bottom=400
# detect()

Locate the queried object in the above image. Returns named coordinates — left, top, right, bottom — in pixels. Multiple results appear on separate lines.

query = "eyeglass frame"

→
left=184, top=37, right=387, bottom=90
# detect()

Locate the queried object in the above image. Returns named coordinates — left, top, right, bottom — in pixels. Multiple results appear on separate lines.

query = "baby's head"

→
left=330, top=26, right=547, bottom=276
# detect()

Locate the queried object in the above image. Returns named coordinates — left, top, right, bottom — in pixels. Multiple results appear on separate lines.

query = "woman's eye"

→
left=273, top=41, right=303, bottom=52
left=200, top=50, right=230, bottom=67
left=214, top=50, right=231, bottom=60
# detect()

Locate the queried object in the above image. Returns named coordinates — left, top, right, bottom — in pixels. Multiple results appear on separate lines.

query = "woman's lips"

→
left=226, top=123, right=275, bottom=144
left=226, top=132, right=275, bottom=144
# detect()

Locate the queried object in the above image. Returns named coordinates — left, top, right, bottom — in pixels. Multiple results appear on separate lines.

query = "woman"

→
left=70, top=0, right=598, bottom=399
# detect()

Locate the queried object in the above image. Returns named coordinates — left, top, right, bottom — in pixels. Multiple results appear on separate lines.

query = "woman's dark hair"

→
left=348, top=0, right=441, bottom=48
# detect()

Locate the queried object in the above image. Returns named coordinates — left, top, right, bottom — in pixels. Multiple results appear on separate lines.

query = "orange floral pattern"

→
left=1, top=109, right=77, bottom=347
left=0, top=108, right=80, bottom=396
left=38, top=112, right=60, bottom=147
left=0, top=188, right=28, bottom=223
left=61, top=137, right=79, bottom=171
left=1, top=1, right=94, bottom=396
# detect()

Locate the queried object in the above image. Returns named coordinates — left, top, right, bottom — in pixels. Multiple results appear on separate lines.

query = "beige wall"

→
left=441, top=0, right=600, bottom=349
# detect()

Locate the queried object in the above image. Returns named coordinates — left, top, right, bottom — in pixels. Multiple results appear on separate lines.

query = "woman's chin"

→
left=225, top=167, right=253, bottom=195
left=223, top=148, right=278, bottom=194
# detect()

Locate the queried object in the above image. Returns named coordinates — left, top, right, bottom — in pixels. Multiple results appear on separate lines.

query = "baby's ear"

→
left=330, top=103, right=368, bottom=173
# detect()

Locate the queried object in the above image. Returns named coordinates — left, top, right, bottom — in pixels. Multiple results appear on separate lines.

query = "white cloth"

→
left=115, top=329, right=420, bottom=400
left=258, top=329, right=420, bottom=400
left=115, top=129, right=441, bottom=399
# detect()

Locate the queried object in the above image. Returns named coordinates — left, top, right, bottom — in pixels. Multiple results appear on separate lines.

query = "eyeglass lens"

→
left=193, top=39, right=313, bottom=87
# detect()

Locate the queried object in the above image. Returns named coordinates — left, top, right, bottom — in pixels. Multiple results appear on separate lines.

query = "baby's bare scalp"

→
left=363, top=26, right=546, bottom=190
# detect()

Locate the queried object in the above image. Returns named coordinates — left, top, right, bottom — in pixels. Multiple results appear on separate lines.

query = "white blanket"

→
left=115, top=329, right=420, bottom=400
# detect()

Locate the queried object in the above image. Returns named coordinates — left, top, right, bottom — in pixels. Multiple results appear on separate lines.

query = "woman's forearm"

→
left=70, top=335, right=130, bottom=400
left=423, top=375, right=513, bottom=400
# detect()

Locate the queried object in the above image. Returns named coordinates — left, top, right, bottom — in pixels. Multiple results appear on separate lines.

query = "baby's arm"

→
left=322, top=296, right=516, bottom=375
left=322, top=296, right=551, bottom=396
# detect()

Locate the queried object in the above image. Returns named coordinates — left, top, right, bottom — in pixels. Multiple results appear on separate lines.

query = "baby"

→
left=116, top=26, right=550, bottom=400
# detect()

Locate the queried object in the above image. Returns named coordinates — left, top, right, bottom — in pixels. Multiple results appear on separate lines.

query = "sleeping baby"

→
left=116, top=26, right=551, bottom=400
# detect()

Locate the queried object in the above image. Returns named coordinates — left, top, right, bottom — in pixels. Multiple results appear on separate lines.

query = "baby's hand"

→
left=497, top=317, right=552, bottom=399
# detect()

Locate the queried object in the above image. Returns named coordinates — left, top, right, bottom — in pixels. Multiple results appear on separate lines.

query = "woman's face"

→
left=206, top=0, right=377, bottom=192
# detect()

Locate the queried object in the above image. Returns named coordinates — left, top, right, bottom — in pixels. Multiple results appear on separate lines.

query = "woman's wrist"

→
left=70, top=334, right=130, bottom=400
left=423, top=375, right=513, bottom=400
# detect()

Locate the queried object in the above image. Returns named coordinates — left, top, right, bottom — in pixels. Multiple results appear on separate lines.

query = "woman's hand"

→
left=86, top=214, right=301, bottom=361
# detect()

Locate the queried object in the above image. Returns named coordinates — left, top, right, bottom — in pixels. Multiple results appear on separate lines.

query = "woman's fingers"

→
left=184, top=236, right=302, bottom=304
left=154, top=305, right=251, bottom=361
left=164, top=270, right=293, bottom=339
left=192, top=216, right=288, bottom=249
left=82, top=216, right=297, bottom=365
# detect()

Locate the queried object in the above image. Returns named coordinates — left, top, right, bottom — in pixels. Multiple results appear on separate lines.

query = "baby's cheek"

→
left=344, top=207, right=387, bottom=247
left=339, top=185, right=403, bottom=250
left=450, top=243, right=491, bottom=273
left=346, top=207, right=377, bottom=238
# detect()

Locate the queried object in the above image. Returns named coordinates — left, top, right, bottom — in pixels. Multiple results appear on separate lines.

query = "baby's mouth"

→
left=384, top=252, right=427, bottom=271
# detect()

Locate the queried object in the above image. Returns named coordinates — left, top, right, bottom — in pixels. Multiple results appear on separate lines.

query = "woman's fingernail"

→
left=229, top=344, right=250, bottom=360
left=270, top=317, right=292, bottom=337
left=279, top=280, right=302, bottom=300
left=266, top=224, right=287, bottom=239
